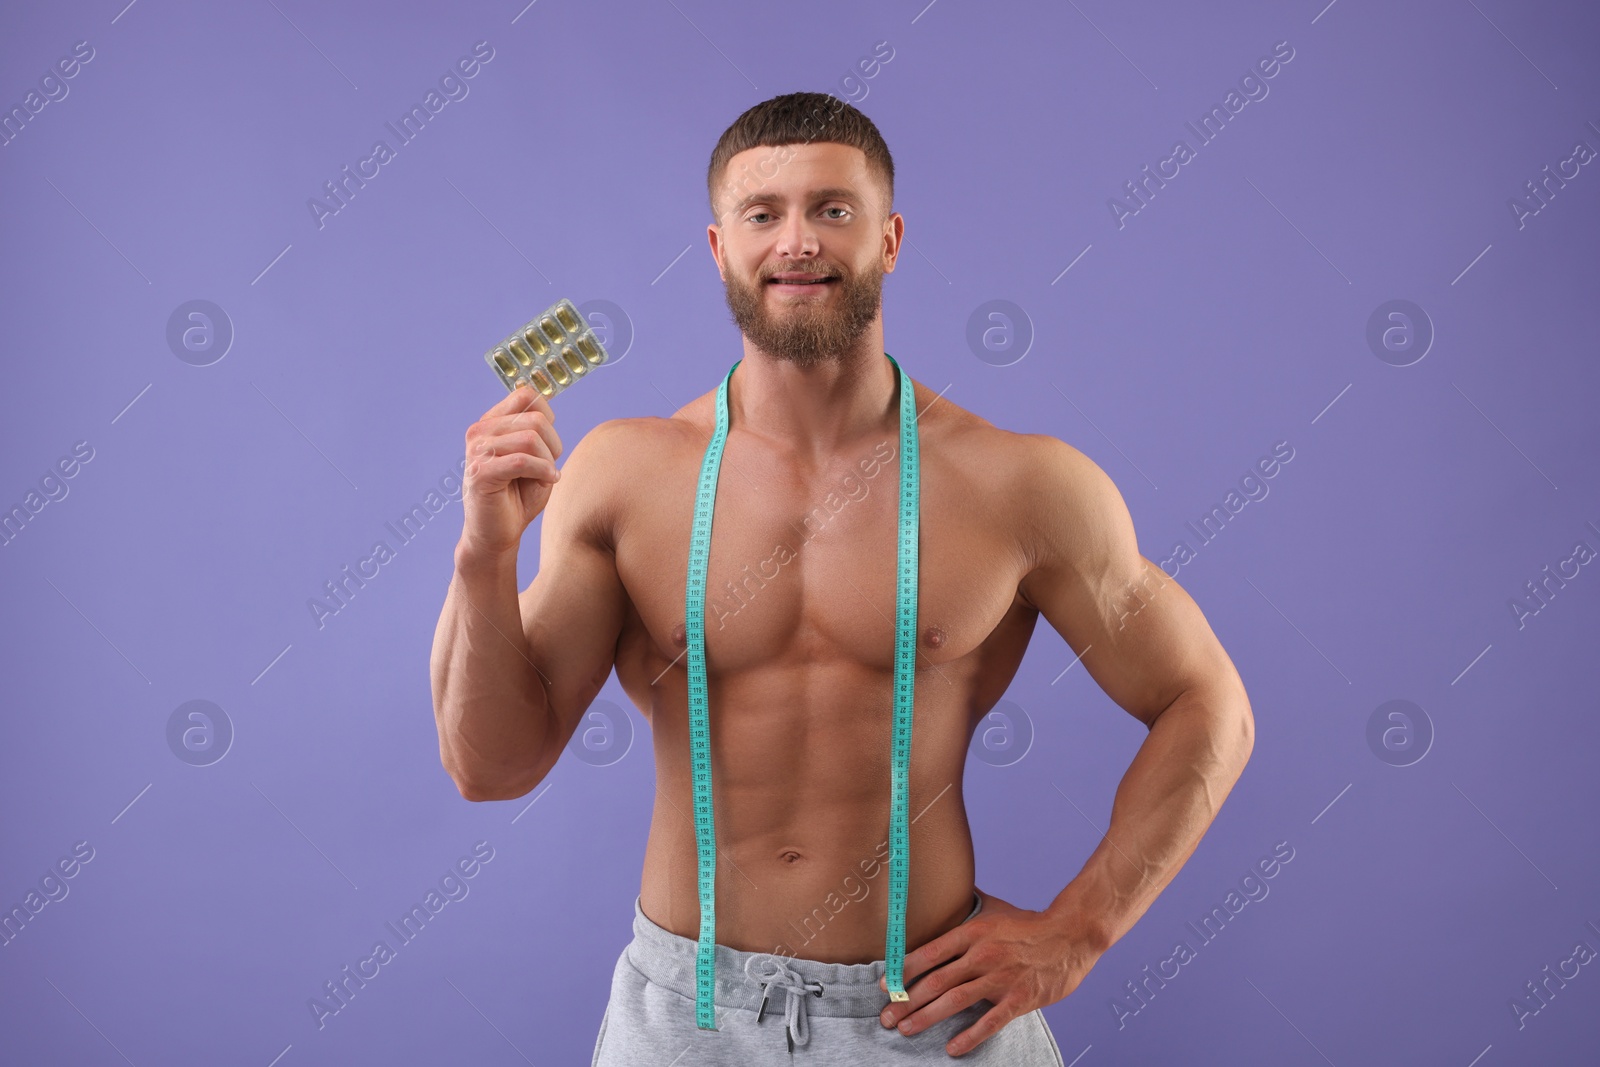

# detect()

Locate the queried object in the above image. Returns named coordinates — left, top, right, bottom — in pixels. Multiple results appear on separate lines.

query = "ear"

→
left=706, top=221, right=726, bottom=280
left=881, top=212, right=904, bottom=274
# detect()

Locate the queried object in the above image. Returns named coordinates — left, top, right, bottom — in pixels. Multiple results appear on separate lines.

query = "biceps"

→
left=518, top=530, right=628, bottom=744
left=1036, top=553, right=1223, bottom=726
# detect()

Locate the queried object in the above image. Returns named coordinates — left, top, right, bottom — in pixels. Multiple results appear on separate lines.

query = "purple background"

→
left=3, top=0, right=1598, bottom=1064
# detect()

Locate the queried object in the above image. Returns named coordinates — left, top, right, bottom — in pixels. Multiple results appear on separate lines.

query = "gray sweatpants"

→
left=591, top=892, right=1066, bottom=1065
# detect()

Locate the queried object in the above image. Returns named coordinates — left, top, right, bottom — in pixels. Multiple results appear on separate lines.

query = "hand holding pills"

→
left=459, top=383, right=563, bottom=559
left=463, top=297, right=612, bottom=559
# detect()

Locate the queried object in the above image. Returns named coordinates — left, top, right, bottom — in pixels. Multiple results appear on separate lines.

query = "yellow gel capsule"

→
left=540, top=317, right=564, bottom=344
left=545, top=357, right=571, bottom=386
left=505, top=339, right=533, bottom=366
left=530, top=369, right=555, bottom=396
left=493, top=352, right=516, bottom=377
left=521, top=326, right=549, bottom=357
left=556, top=304, right=580, bottom=332
left=576, top=336, right=602, bottom=364
left=561, top=347, right=587, bottom=375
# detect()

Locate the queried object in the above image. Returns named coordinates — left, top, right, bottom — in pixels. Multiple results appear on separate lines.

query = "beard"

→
left=722, top=260, right=883, bottom=369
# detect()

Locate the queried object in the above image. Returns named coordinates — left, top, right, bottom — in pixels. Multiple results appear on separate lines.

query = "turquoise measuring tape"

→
left=684, top=351, right=920, bottom=1028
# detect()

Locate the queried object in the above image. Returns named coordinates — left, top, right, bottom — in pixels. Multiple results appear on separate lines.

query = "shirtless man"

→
left=430, top=92, right=1253, bottom=1064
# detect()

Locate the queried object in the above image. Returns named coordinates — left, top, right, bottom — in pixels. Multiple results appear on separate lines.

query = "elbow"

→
left=452, top=774, right=527, bottom=803
left=436, top=707, right=555, bottom=802
left=454, top=776, right=506, bottom=802
left=445, top=759, right=547, bottom=803
left=1165, top=676, right=1254, bottom=768
left=442, top=758, right=492, bottom=801
left=1195, top=663, right=1254, bottom=764
left=1229, top=685, right=1255, bottom=767
left=439, top=746, right=486, bottom=801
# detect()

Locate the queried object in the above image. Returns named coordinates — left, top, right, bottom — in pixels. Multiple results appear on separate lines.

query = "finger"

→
left=468, top=432, right=557, bottom=477
left=467, top=451, right=559, bottom=486
left=515, top=382, right=557, bottom=426
left=477, top=408, right=562, bottom=464
left=886, top=924, right=973, bottom=992
left=474, top=425, right=558, bottom=474
left=882, top=960, right=985, bottom=1032
left=479, top=381, right=536, bottom=420
left=944, top=1000, right=1019, bottom=1058
left=480, top=380, right=555, bottom=424
left=880, top=954, right=978, bottom=1027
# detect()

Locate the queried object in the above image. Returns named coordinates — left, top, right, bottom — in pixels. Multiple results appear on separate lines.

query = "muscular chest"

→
left=615, top=433, right=1028, bottom=676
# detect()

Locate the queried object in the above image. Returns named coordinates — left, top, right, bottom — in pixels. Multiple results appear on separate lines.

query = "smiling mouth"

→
left=767, top=276, right=836, bottom=288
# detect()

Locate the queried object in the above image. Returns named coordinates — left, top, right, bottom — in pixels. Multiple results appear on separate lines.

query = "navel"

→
left=779, top=849, right=805, bottom=864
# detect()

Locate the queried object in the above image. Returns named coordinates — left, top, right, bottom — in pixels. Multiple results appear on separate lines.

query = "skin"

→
left=430, top=141, right=1254, bottom=1057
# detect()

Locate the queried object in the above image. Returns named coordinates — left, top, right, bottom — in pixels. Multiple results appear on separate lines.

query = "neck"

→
left=728, top=345, right=900, bottom=458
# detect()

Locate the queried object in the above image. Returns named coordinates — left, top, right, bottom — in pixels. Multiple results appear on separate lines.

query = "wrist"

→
left=1043, top=884, right=1116, bottom=955
left=454, top=538, right=520, bottom=578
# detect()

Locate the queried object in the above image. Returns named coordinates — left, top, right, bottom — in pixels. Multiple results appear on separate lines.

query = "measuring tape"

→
left=684, top=352, right=920, bottom=1029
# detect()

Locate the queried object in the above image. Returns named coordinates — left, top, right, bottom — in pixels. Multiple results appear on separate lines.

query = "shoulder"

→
left=1005, top=433, right=1138, bottom=605
left=915, top=391, right=1111, bottom=516
left=939, top=421, right=1135, bottom=602
left=1007, top=433, right=1125, bottom=520
left=553, top=403, right=715, bottom=532
left=909, top=395, right=1119, bottom=572
left=566, top=409, right=710, bottom=469
left=547, top=416, right=679, bottom=545
left=909, top=384, right=1026, bottom=468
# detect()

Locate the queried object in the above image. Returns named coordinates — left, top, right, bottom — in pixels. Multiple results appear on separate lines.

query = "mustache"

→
left=759, top=266, right=843, bottom=281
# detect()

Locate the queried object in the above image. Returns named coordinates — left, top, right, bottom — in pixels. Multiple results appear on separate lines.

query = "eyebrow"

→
left=728, top=186, right=862, bottom=217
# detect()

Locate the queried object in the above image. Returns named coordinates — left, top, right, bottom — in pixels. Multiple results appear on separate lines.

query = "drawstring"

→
left=744, top=953, right=825, bottom=1053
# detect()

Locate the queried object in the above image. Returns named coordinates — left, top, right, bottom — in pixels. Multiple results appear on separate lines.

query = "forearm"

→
left=429, top=541, right=551, bottom=799
left=1044, top=683, right=1254, bottom=951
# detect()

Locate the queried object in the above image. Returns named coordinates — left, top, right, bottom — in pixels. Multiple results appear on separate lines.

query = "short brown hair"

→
left=706, top=91, right=895, bottom=223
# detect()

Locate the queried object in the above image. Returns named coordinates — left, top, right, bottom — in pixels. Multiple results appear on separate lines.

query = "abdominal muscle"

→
left=630, top=657, right=982, bottom=964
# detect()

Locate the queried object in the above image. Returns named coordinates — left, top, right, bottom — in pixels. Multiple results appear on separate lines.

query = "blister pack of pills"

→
left=484, top=298, right=609, bottom=398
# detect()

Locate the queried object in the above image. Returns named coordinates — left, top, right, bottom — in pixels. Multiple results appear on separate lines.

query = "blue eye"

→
left=746, top=207, right=851, bottom=223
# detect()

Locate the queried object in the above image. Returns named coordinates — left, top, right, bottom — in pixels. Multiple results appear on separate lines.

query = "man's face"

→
left=708, top=142, right=901, bottom=368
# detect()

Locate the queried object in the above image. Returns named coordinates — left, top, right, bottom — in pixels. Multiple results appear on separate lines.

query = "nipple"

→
left=923, top=625, right=947, bottom=649
left=672, top=621, right=687, bottom=648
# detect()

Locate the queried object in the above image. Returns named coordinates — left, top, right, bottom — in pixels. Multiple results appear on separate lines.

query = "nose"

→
left=774, top=211, right=819, bottom=258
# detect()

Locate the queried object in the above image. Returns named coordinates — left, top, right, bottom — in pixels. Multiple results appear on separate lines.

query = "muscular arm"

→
left=1015, top=436, right=1254, bottom=952
left=430, top=420, right=632, bottom=801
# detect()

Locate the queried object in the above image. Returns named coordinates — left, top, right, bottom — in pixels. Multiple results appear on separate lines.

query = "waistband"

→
left=626, top=891, right=983, bottom=1020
